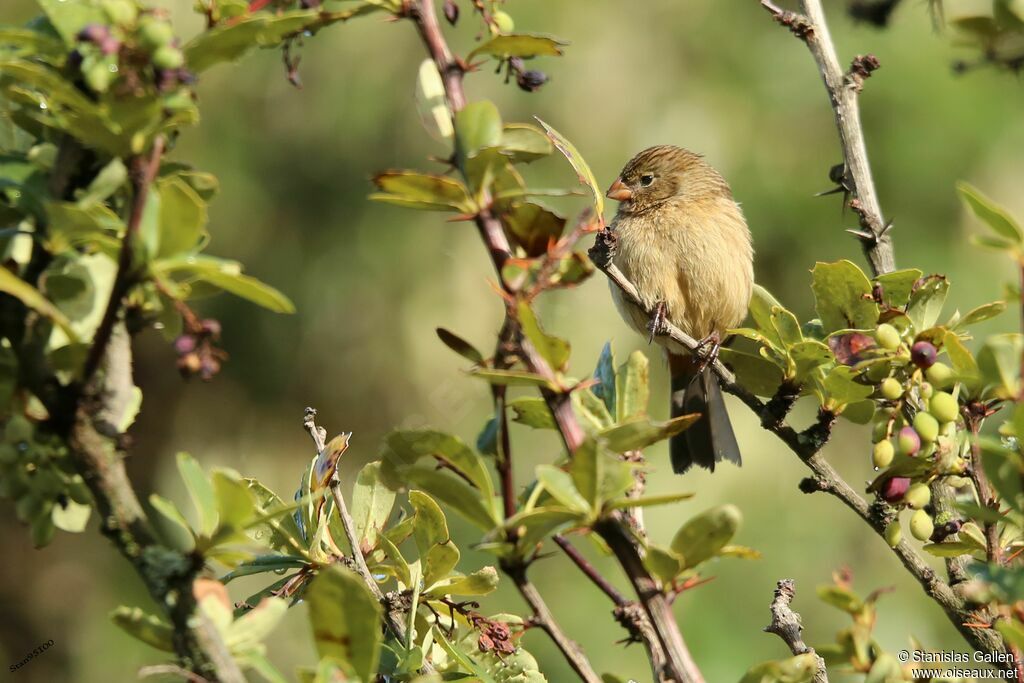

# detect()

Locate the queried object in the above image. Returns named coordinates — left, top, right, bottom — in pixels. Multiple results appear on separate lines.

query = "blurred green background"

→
left=3, top=1, right=1024, bottom=681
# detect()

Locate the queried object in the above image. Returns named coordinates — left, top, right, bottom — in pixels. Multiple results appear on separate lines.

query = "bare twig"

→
left=760, top=0, right=895, bottom=275
left=301, top=408, right=419, bottom=653
left=553, top=534, right=628, bottom=606
left=967, top=411, right=1003, bottom=565
left=764, top=580, right=828, bottom=683
left=502, top=561, right=602, bottom=683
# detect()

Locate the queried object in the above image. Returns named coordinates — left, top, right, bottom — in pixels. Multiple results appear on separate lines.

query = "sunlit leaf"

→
left=957, top=181, right=1023, bottom=244
left=306, top=565, right=382, bottom=682
left=535, top=117, right=603, bottom=218
left=810, top=260, right=878, bottom=333
left=670, top=504, right=741, bottom=569
left=370, top=170, right=475, bottom=213
left=468, top=33, right=568, bottom=61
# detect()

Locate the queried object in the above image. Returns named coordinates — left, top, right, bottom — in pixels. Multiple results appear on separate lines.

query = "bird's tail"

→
left=668, top=352, right=742, bottom=473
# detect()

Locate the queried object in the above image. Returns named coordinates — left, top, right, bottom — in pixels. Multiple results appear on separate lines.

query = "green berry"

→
left=102, top=0, right=138, bottom=26
left=865, top=362, right=890, bottom=382
left=930, top=391, right=959, bottom=424
left=876, top=323, right=901, bottom=351
left=152, top=45, right=184, bottom=69
left=904, top=483, right=931, bottom=509
left=873, top=440, right=895, bottom=469
left=910, top=509, right=934, bottom=541
left=492, top=10, right=514, bottom=33
left=919, top=381, right=934, bottom=399
left=926, top=362, right=953, bottom=389
left=139, top=18, right=174, bottom=50
left=880, top=377, right=903, bottom=400
left=885, top=520, right=902, bottom=547
left=913, top=412, right=939, bottom=443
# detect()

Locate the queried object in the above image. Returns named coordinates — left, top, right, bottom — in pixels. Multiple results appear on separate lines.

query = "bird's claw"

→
left=693, top=332, right=721, bottom=373
left=647, top=301, right=668, bottom=344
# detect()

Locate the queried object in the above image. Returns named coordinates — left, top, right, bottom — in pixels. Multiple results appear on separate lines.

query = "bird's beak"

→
left=605, top=178, right=632, bottom=202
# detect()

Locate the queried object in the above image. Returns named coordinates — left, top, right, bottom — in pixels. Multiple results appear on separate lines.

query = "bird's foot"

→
left=693, top=332, right=721, bottom=373
left=647, top=301, right=668, bottom=344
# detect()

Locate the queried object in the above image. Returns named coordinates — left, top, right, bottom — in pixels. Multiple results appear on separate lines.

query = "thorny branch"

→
left=764, top=580, right=828, bottom=683
left=406, top=1, right=700, bottom=681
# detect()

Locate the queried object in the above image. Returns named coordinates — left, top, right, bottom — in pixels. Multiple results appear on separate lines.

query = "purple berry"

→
left=897, top=426, right=921, bottom=456
left=173, top=335, right=197, bottom=355
left=76, top=24, right=110, bottom=45
left=881, top=476, right=911, bottom=503
left=200, top=318, right=221, bottom=338
left=516, top=70, right=548, bottom=92
left=99, top=36, right=121, bottom=56
left=911, top=340, right=937, bottom=369
left=443, top=0, right=459, bottom=25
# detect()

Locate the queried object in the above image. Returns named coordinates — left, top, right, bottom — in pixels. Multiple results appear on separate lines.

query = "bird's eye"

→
left=640, top=173, right=654, bottom=187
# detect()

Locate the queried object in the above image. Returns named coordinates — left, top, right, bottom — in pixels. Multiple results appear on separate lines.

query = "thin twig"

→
left=967, top=412, right=1002, bottom=564
left=553, top=535, right=628, bottom=606
left=301, top=408, right=419, bottom=653
left=764, top=580, right=828, bottom=683
left=82, top=136, right=165, bottom=386
left=502, top=561, right=602, bottom=683
left=760, top=0, right=894, bottom=275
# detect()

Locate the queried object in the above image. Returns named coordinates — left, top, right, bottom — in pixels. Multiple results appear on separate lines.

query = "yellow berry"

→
left=885, top=520, right=902, bottom=547
left=914, top=412, right=939, bottom=443
left=876, top=323, right=901, bottom=351
left=880, top=377, right=903, bottom=400
left=930, top=392, right=959, bottom=424
left=873, top=440, right=895, bottom=469
left=910, top=509, right=934, bottom=541
left=904, top=483, right=931, bottom=509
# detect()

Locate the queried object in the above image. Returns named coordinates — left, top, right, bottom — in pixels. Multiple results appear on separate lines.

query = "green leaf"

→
left=149, top=493, right=196, bottom=550
left=244, top=479, right=306, bottom=553
left=943, top=330, right=981, bottom=390
left=955, top=301, right=1005, bottom=329
left=518, top=301, right=570, bottom=371
left=226, top=596, right=287, bottom=652
left=572, top=387, right=614, bottom=431
left=415, top=58, right=453, bottom=141
left=599, top=414, right=699, bottom=453
left=177, top=452, right=218, bottom=537
left=184, top=11, right=320, bottom=73
left=469, top=368, right=556, bottom=389
left=156, top=176, right=208, bottom=258
left=820, top=365, right=873, bottom=406
left=922, top=542, right=984, bottom=557
left=506, top=507, right=583, bottom=551
left=535, top=117, right=604, bottom=218
left=306, top=565, right=383, bottom=683
left=978, top=334, right=1023, bottom=399
left=644, top=544, right=683, bottom=584
left=509, top=397, right=555, bottom=429
left=370, top=171, right=474, bottom=213
left=605, top=491, right=694, bottom=510
left=816, top=584, right=863, bottom=614
left=739, top=654, right=820, bottom=683
left=810, top=260, right=878, bottom=333
left=350, top=462, right=395, bottom=553
left=194, top=268, right=295, bottom=314
left=718, top=348, right=784, bottom=397
left=997, top=620, right=1024, bottom=651
left=670, top=504, right=741, bottom=569
left=0, top=266, right=78, bottom=341
left=536, top=465, right=592, bottom=515
left=36, top=0, right=106, bottom=46
left=0, top=27, right=68, bottom=62
left=212, top=469, right=257, bottom=532
left=455, top=101, right=502, bottom=162
left=138, top=186, right=162, bottom=261
left=51, top=499, right=91, bottom=532
left=78, top=158, right=127, bottom=207
left=592, top=342, right=616, bottom=414
left=499, top=123, right=553, bottom=163
left=399, top=467, right=497, bottom=531
left=615, top=350, right=649, bottom=422
left=221, top=554, right=307, bottom=583
left=383, top=430, right=495, bottom=503
left=436, top=327, right=484, bottom=365
left=906, top=275, right=949, bottom=332
left=789, top=340, right=833, bottom=382
left=503, top=202, right=566, bottom=257
left=409, top=490, right=460, bottom=588
left=110, top=606, right=175, bottom=653
left=748, top=285, right=786, bottom=349
left=874, top=268, right=923, bottom=309
left=468, top=33, right=568, bottom=61
left=957, top=181, right=1024, bottom=244
left=426, top=566, right=500, bottom=598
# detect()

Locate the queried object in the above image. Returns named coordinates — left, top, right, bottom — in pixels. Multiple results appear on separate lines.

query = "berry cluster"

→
left=174, top=318, right=227, bottom=381
left=867, top=324, right=970, bottom=547
left=69, top=2, right=191, bottom=95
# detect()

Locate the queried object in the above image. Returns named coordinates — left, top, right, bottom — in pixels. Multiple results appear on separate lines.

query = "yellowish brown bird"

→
left=605, top=145, right=753, bottom=473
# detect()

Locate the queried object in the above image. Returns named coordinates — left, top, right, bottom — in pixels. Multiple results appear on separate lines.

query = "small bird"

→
left=605, top=145, right=753, bottom=473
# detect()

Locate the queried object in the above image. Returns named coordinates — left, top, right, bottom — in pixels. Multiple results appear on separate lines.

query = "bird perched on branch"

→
left=605, top=145, right=753, bottom=473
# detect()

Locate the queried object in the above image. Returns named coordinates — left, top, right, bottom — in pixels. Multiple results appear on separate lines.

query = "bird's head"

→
left=606, top=145, right=731, bottom=214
